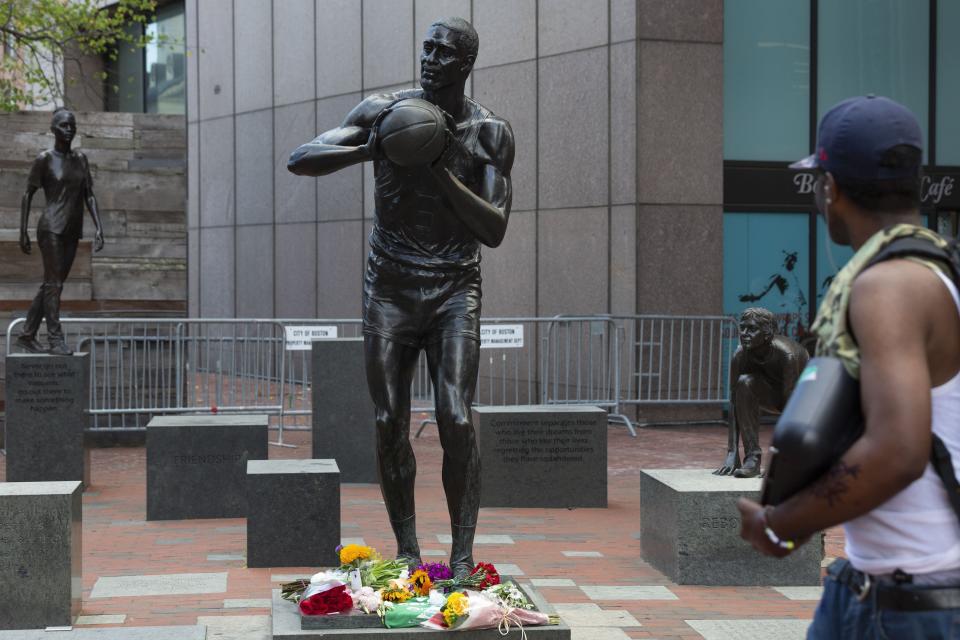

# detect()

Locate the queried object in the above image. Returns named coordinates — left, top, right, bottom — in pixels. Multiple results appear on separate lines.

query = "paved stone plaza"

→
left=0, top=420, right=843, bottom=639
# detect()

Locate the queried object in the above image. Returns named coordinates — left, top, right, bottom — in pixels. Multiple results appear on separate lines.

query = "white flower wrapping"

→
left=421, top=590, right=551, bottom=631
left=310, top=569, right=348, bottom=585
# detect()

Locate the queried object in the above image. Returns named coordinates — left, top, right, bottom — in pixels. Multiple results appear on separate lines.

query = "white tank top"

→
left=845, top=270, right=960, bottom=575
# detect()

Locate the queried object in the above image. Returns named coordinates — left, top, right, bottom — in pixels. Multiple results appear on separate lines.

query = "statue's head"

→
left=420, top=17, right=478, bottom=92
left=50, top=107, right=77, bottom=145
left=739, top=307, right=776, bottom=351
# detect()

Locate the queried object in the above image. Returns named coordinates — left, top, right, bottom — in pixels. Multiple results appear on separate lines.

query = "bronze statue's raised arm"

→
left=429, top=117, right=514, bottom=248
left=287, top=94, right=394, bottom=177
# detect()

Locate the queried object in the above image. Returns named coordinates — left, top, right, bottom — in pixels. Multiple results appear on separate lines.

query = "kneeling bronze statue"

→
left=715, top=308, right=809, bottom=478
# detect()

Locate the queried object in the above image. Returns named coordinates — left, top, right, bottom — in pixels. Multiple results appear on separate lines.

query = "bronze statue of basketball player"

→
left=18, top=107, right=105, bottom=356
left=714, top=308, right=809, bottom=478
left=288, top=17, right=514, bottom=576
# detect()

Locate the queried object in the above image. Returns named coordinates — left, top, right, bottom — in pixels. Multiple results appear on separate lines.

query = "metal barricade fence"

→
left=5, top=314, right=735, bottom=440
left=611, top=315, right=739, bottom=409
left=5, top=317, right=290, bottom=438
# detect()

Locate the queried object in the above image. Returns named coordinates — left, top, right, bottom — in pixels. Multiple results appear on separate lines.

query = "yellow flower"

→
left=443, top=608, right=459, bottom=626
left=339, top=544, right=374, bottom=565
left=442, top=592, right=469, bottom=626
left=409, top=569, right=432, bottom=596
left=446, top=592, right=469, bottom=616
left=380, top=585, right=412, bottom=603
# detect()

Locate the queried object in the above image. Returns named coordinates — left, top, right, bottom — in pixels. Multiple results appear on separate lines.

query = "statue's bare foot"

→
left=713, top=451, right=740, bottom=475
left=733, top=455, right=761, bottom=478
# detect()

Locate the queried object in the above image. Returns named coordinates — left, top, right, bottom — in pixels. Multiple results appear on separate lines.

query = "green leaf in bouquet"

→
left=382, top=597, right=440, bottom=629
left=359, top=558, right=408, bottom=590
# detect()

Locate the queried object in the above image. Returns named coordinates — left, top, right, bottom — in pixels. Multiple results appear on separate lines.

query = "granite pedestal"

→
left=247, top=459, right=341, bottom=568
left=640, top=469, right=823, bottom=585
left=272, top=584, right=571, bottom=638
left=146, top=414, right=269, bottom=520
left=5, top=354, right=90, bottom=486
left=474, top=405, right=607, bottom=508
left=312, top=339, right=377, bottom=483
left=0, top=481, right=82, bottom=630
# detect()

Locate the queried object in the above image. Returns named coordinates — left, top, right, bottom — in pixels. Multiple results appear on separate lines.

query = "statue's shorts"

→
left=362, top=252, right=481, bottom=348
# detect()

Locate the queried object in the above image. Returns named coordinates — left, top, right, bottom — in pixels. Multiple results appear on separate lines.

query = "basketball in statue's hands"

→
left=376, top=99, right=449, bottom=167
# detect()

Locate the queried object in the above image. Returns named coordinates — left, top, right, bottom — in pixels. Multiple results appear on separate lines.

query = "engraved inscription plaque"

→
left=6, top=354, right=90, bottom=485
left=474, top=405, right=607, bottom=508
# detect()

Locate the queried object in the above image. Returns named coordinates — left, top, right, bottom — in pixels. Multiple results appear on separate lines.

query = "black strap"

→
left=932, top=434, right=960, bottom=520
left=866, top=236, right=960, bottom=522
left=866, top=236, right=960, bottom=285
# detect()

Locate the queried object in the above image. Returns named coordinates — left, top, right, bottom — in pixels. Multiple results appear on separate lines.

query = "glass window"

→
left=723, top=212, right=811, bottom=341
left=814, top=215, right=855, bottom=311
left=938, top=0, right=960, bottom=165
left=107, top=22, right=146, bottom=113
left=818, top=0, right=929, bottom=161
left=723, top=0, right=810, bottom=161
left=105, top=1, right=185, bottom=114
left=145, top=1, right=186, bottom=114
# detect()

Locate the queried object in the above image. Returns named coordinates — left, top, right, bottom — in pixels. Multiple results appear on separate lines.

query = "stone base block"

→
left=5, top=354, right=91, bottom=487
left=640, top=469, right=823, bottom=586
left=247, top=459, right=340, bottom=568
left=312, top=340, right=377, bottom=483
left=475, top=405, right=607, bottom=508
left=146, top=414, right=269, bottom=520
left=0, top=481, right=82, bottom=630
left=272, top=588, right=571, bottom=638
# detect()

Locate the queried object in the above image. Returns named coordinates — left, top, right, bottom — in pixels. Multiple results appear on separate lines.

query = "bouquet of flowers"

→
left=432, top=562, right=500, bottom=591
left=483, top=582, right=534, bottom=610
left=336, top=544, right=408, bottom=590
left=380, top=594, right=444, bottom=629
left=422, top=585, right=559, bottom=632
left=351, top=586, right=382, bottom=614
left=298, top=581, right=354, bottom=616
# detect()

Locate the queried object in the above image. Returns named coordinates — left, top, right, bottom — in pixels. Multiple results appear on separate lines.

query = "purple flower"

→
left=416, top=561, right=453, bottom=582
left=335, top=545, right=343, bottom=553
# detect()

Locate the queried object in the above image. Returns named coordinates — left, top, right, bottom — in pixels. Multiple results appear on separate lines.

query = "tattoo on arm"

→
left=811, top=461, right=862, bottom=507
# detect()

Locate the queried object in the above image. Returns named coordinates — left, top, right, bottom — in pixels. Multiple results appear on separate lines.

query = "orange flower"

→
left=409, top=569, right=432, bottom=596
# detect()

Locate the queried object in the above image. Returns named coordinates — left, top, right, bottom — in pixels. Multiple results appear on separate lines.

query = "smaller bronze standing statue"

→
left=714, top=308, right=809, bottom=478
left=17, top=107, right=104, bottom=356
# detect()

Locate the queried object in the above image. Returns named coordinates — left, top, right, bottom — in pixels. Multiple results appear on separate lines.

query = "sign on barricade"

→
left=285, top=325, right=338, bottom=350
left=480, top=323, right=523, bottom=349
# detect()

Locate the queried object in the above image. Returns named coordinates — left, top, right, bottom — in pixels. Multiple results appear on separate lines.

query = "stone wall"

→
left=0, top=110, right=186, bottom=306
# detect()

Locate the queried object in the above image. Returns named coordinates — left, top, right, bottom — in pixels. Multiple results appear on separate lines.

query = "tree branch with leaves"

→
left=0, top=0, right=158, bottom=111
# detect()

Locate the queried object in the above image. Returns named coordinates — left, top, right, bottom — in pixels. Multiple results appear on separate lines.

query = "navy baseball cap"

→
left=790, top=95, right=922, bottom=180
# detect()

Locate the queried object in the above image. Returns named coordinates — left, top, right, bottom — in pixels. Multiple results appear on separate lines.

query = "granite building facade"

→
left=185, top=0, right=724, bottom=319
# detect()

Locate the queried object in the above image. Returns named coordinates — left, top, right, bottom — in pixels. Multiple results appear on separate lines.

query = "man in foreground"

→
left=737, top=96, right=960, bottom=638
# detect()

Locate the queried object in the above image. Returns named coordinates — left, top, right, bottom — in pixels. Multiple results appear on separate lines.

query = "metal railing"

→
left=5, top=314, right=736, bottom=439
left=6, top=317, right=293, bottom=442
left=612, top=315, right=739, bottom=407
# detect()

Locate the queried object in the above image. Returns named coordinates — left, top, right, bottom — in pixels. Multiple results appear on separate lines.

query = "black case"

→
left=761, top=356, right=864, bottom=506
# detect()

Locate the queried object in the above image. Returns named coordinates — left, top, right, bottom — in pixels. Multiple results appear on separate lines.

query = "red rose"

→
left=299, top=584, right=353, bottom=616
left=471, top=562, right=500, bottom=589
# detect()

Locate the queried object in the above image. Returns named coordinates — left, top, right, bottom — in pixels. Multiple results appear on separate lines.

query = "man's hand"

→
left=737, top=498, right=806, bottom=558
left=94, top=229, right=104, bottom=252
left=19, top=232, right=31, bottom=255
left=714, top=450, right=740, bottom=475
